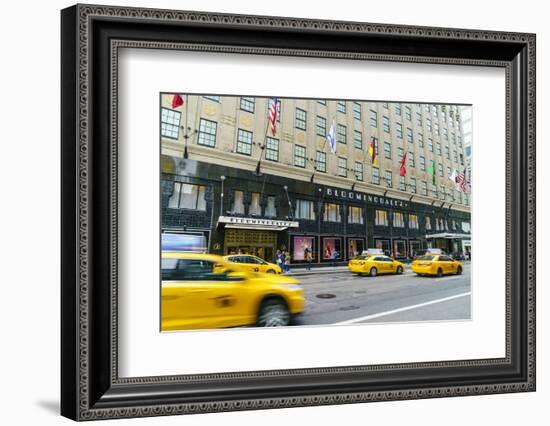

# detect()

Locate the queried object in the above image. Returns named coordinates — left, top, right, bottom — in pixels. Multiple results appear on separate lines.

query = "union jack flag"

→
left=268, top=98, right=279, bottom=136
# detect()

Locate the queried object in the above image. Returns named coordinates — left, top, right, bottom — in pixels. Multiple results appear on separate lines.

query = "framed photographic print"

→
left=61, top=4, right=536, bottom=421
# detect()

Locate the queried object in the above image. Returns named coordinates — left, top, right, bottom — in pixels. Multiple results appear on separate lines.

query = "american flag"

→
left=268, top=98, right=279, bottom=136
left=456, top=168, right=470, bottom=192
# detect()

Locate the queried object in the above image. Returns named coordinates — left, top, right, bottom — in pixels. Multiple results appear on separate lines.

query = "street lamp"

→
left=220, top=175, right=226, bottom=217
left=180, top=125, right=198, bottom=159
left=306, top=157, right=317, bottom=183
left=283, top=185, right=294, bottom=219
left=253, top=143, right=265, bottom=177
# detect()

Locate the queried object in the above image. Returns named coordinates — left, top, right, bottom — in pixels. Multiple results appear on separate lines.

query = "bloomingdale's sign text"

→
left=325, top=187, right=409, bottom=208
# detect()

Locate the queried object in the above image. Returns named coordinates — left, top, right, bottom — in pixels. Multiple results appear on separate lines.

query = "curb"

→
left=288, top=270, right=350, bottom=277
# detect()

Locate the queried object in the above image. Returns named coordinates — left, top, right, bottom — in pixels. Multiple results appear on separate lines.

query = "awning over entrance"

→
left=217, top=216, right=299, bottom=231
left=426, top=232, right=471, bottom=239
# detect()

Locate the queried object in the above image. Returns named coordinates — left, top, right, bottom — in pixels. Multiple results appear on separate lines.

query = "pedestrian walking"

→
left=305, top=248, right=313, bottom=271
left=284, top=251, right=291, bottom=273
left=275, top=250, right=282, bottom=270
left=332, top=248, right=340, bottom=267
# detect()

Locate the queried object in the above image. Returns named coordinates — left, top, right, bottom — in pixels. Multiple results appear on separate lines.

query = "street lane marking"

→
left=333, top=291, right=472, bottom=325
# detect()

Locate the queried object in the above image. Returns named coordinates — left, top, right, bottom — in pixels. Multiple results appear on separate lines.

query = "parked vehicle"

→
left=411, top=254, right=463, bottom=277
left=411, top=248, right=447, bottom=261
left=348, top=254, right=405, bottom=277
left=222, top=254, right=282, bottom=274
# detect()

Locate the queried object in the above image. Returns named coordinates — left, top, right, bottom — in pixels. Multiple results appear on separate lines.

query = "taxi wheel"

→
left=257, top=298, right=291, bottom=327
left=456, top=266, right=463, bottom=275
left=436, top=268, right=443, bottom=278
left=396, top=266, right=403, bottom=275
left=266, top=269, right=276, bottom=274
left=369, top=267, right=378, bottom=277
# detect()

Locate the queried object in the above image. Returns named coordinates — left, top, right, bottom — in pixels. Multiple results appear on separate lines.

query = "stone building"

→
left=160, top=93, right=471, bottom=264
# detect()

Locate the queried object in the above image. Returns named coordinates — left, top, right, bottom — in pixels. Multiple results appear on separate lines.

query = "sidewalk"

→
left=283, top=260, right=471, bottom=277
left=284, top=266, right=350, bottom=277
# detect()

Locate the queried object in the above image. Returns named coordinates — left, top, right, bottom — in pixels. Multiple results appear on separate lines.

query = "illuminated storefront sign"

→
left=218, top=216, right=299, bottom=230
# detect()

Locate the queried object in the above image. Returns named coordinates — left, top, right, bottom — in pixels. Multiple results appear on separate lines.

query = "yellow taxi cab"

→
left=161, top=252, right=304, bottom=331
left=222, top=254, right=282, bottom=274
left=348, top=254, right=405, bottom=277
left=411, top=254, right=463, bottom=277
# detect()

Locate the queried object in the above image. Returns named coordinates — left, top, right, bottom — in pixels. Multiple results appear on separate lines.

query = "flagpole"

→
left=177, top=94, right=198, bottom=160
left=314, top=112, right=337, bottom=183
left=183, top=94, right=189, bottom=159
left=253, top=98, right=274, bottom=176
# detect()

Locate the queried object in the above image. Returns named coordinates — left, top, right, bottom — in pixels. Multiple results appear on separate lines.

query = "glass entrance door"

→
left=347, top=238, right=365, bottom=260
left=224, top=229, right=277, bottom=262
left=375, top=239, right=391, bottom=256
left=393, top=239, right=407, bottom=258
left=409, top=240, right=421, bottom=258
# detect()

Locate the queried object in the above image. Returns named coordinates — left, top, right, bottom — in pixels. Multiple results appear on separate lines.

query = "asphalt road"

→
left=294, top=263, right=471, bottom=326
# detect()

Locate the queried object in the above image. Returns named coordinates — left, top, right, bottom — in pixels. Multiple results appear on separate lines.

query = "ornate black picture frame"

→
left=61, top=4, right=536, bottom=421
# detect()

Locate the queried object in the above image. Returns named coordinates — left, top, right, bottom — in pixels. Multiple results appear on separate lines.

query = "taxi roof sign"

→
left=425, top=248, right=444, bottom=255
left=361, top=248, right=384, bottom=255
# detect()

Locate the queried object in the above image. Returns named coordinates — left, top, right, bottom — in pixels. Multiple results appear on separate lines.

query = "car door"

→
left=162, top=258, right=250, bottom=330
left=383, top=257, right=395, bottom=273
left=438, top=256, right=452, bottom=274
left=243, top=255, right=261, bottom=273
left=227, top=255, right=250, bottom=273
left=201, top=273, right=256, bottom=328
left=373, top=256, right=385, bottom=273
left=161, top=258, right=217, bottom=330
left=387, top=257, right=398, bottom=273
left=253, top=257, right=269, bottom=273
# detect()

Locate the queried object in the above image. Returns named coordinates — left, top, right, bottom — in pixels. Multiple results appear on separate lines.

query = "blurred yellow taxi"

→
left=161, top=252, right=304, bottom=331
left=348, top=255, right=405, bottom=277
left=411, top=254, right=463, bottom=277
left=222, top=254, right=282, bottom=274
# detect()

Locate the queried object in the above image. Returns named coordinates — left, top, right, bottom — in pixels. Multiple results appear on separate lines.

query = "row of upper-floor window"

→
left=260, top=133, right=465, bottom=171
left=162, top=110, right=465, bottom=168
left=166, top=182, right=469, bottom=224
left=161, top=102, right=464, bottom=147
left=235, top=125, right=464, bottom=167
left=199, top=96, right=462, bottom=126
left=309, top=152, right=464, bottom=187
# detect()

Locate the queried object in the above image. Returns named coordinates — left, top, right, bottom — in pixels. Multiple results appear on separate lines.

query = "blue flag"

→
left=327, top=120, right=336, bottom=154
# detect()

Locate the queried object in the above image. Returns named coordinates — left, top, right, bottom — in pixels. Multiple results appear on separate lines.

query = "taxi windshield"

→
left=417, top=255, right=435, bottom=261
left=354, top=255, right=370, bottom=260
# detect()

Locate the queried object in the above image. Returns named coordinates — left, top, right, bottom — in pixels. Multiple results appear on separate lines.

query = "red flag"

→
left=171, top=94, right=184, bottom=109
left=399, top=152, right=407, bottom=176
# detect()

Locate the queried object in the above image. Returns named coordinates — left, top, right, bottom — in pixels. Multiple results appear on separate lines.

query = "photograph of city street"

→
left=160, top=93, right=472, bottom=331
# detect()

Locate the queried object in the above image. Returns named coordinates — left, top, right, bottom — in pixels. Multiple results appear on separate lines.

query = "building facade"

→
left=160, top=94, right=471, bottom=264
